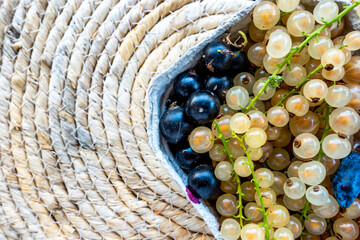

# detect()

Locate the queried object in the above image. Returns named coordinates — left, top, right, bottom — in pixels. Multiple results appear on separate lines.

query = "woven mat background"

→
left=0, top=0, right=257, bottom=239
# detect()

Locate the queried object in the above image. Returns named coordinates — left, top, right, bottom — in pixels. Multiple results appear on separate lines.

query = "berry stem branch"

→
left=232, top=134, right=271, bottom=240
left=244, top=0, right=360, bottom=113
left=317, top=105, right=332, bottom=161
left=214, top=120, right=246, bottom=227
left=275, top=64, right=324, bottom=107
left=327, top=218, right=335, bottom=236
left=299, top=201, right=311, bottom=220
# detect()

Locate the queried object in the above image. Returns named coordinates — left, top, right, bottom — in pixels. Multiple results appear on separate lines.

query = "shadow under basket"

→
left=148, top=0, right=360, bottom=238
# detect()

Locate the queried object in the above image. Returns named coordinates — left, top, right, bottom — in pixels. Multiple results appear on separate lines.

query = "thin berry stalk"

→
left=275, top=64, right=324, bottom=107
left=318, top=105, right=332, bottom=161
left=232, top=134, right=271, bottom=240
left=299, top=201, right=311, bottom=220
left=214, top=120, right=247, bottom=227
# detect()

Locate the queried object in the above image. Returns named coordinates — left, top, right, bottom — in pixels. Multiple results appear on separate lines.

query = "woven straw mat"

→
left=0, top=0, right=259, bottom=239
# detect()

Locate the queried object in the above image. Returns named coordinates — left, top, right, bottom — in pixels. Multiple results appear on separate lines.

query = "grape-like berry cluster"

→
left=159, top=1, right=360, bottom=239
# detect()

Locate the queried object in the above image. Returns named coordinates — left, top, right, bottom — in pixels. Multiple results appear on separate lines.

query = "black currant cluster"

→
left=159, top=41, right=249, bottom=200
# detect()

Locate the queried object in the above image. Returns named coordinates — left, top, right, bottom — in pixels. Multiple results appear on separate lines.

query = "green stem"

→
left=214, top=121, right=246, bottom=227
left=232, top=134, right=271, bottom=240
left=244, top=0, right=360, bottom=113
left=317, top=105, right=332, bottom=161
left=274, top=64, right=324, bottom=107
left=327, top=218, right=335, bottom=236
left=317, top=101, right=328, bottom=115
left=299, top=201, right=311, bottom=220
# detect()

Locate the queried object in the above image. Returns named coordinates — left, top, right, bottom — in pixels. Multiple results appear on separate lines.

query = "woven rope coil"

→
left=0, top=0, right=256, bottom=239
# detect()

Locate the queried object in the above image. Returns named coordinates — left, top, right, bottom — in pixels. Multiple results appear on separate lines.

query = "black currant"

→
left=202, top=42, right=233, bottom=74
left=333, top=151, right=360, bottom=208
left=185, top=90, right=220, bottom=124
left=229, top=50, right=249, bottom=76
left=159, top=106, right=193, bottom=144
left=166, top=93, right=182, bottom=108
left=204, top=75, right=233, bottom=102
left=173, top=72, right=201, bottom=99
left=187, top=164, right=220, bottom=200
left=194, top=59, right=209, bottom=79
left=174, top=145, right=207, bottom=171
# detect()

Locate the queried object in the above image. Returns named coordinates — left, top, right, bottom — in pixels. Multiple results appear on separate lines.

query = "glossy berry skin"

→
left=204, top=75, right=233, bottom=102
left=333, top=152, right=360, bottom=208
left=229, top=50, right=249, bottom=75
left=174, top=146, right=206, bottom=171
left=202, top=42, right=233, bottom=74
left=160, top=106, right=193, bottom=144
left=186, top=90, right=220, bottom=124
left=173, top=72, right=201, bottom=99
left=194, top=59, right=209, bottom=79
left=187, top=164, right=221, bottom=199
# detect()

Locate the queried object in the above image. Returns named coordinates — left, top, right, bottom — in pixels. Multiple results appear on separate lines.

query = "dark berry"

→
left=204, top=75, right=233, bottom=102
left=166, top=93, right=182, bottom=108
left=185, top=90, right=220, bottom=124
left=174, top=145, right=207, bottom=171
left=202, top=42, right=233, bottom=74
left=187, top=164, right=220, bottom=200
left=173, top=72, right=201, bottom=99
left=195, top=59, right=209, bottom=79
left=229, top=50, right=249, bottom=76
left=333, top=151, right=360, bottom=208
left=160, top=106, right=193, bottom=144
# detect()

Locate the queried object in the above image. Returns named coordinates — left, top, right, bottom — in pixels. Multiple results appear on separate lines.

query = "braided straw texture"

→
left=0, top=0, right=256, bottom=239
